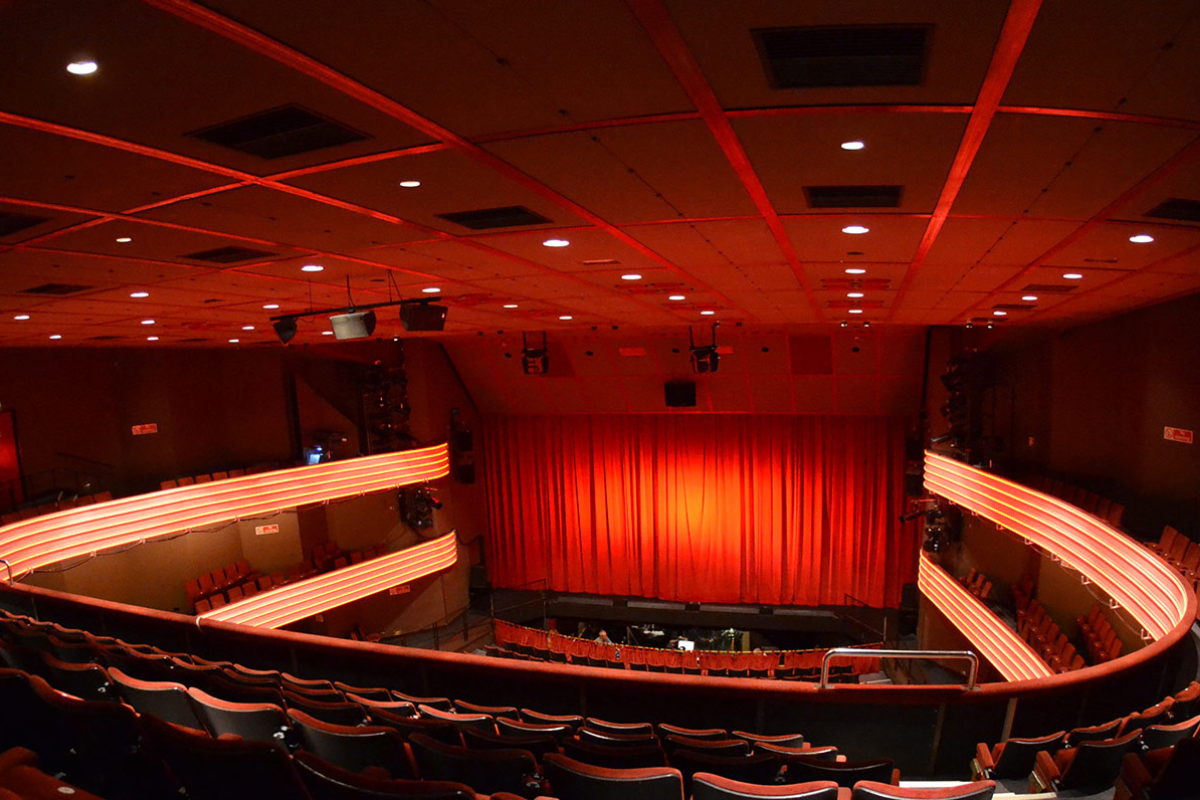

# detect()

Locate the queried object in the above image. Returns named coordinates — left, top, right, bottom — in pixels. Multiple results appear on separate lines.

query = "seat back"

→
left=660, top=724, right=728, bottom=740
left=562, top=738, right=668, bottom=769
left=1145, top=736, right=1200, bottom=800
left=543, top=753, right=684, bottom=800
left=671, top=750, right=781, bottom=794
left=850, top=780, right=996, bottom=800
left=664, top=735, right=750, bottom=756
left=1066, top=718, right=1122, bottom=746
left=188, top=687, right=290, bottom=744
left=108, top=667, right=206, bottom=730
left=787, top=757, right=896, bottom=789
left=579, top=726, right=660, bottom=748
left=497, top=717, right=573, bottom=742
left=288, top=708, right=415, bottom=779
left=454, top=699, right=520, bottom=720
left=408, top=733, right=536, bottom=796
left=367, top=708, right=463, bottom=746
left=461, top=726, right=561, bottom=762
left=284, top=690, right=368, bottom=726
left=418, top=703, right=498, bottom=734
left=586, top=716, right=655, bottom=736
left=991, top=731, right=1064, bottom=779
left=1060, top=729, right=1143, bottom=793
left=1141, top=713, right=1200, bottom=750
left=521, top=708, right=583, bottom=728
left=293, top=750, right=478, bottom=800
left=40, top=652, right=115, bottom=702
left=692, top=774, right=839, bottom=800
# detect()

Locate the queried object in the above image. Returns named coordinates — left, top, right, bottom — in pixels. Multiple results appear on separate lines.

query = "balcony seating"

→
left=562, top=737, right=669, bottom=769
left=850, top=782, right=995, bottom=800
left=140, top=713, right=311, bottom=800
left=585, top=717, right=655, bottom=736
left=287, top=708, right=417, bottom=779
left=1032, top=728, right=1143, bottom=794
left=347, top=693, right=418, bottom=717
left=733, top=731, right=806, bottom=748
left=971, top=730, right=1063, bottom=781
left=461, top=726, right=561, bottom=762
left=497, top=717, right=574, bottom=742
left=670, top=749, right=781, bottom=793
left=108, top=667, right=207, bottom=730
left=578, top=727, right=660, bottom=749
left=1118, top=698, right=1174, bottom=736
left=786, top=757, right=899, bottom=789
left=393, top=690, right=453, bottom=711
left=754, top=743, right=840, bottom=764
left=659, top=723, right=728, bottom=740
left=1114, top=736, right=1200, bottom=800
left=366, top=709, right=464, bottom=746
left=418, top=704, right=499, bottom=734
left=188, top=687, right=291, bottom=744
left=39, top=653, right=114, bottom=702
left=291, top=750, right=479, bottom=800
left=454, top=699, right=520, bottom=720
left=1170, top=680, right=1200, bottom=717
left=283, top=689, right=369, bottom=726
left=407, top=733, right=537, bottom=796
left=332, top=681, right=391, bottom=701
left=522, top=708, right=584, bottom=729
left=663, top=735, right=751, bottom=757
left=1139, top=713, right=1200, bottom=750
left=543, top=753, right=684, bottom=800
left=691, top=773, right=838, bottom=800
left=1064, top=718, right=1123, bottom=746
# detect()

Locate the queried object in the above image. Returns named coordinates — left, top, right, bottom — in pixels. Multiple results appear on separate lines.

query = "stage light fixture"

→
left=689, top=322, right=720, bottom=374
left=521, top=331, right=549, bottom=375
left=330, top=310, right=377, bottom=340
left=273, top=317, right=298, bottom=344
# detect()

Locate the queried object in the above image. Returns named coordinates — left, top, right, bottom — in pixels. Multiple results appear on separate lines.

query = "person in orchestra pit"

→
left=594, top=629, right=613, bottom=645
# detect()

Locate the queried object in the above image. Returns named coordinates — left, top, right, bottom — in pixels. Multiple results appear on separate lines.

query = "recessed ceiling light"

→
left=398, top=180, right=421, bottom=188
left=421, top=287, right=441, bottom=293
left=322, top=330, right=333, bottom=335
left=228, top=338, right=240, bottom=343
left=242, top=325, right=255, bottom=331
left=543, top=239, right=570, bottom=248
left=847, top=292, right=864, bottom=299
left=263, top=303, right=280, bottom=310
left=1129, top=234, right=1155, bottom=244
left=993, top=310, right=1007, bottom=317
left=1063, top=272, right=1083, bottom=280
left=49, top=334, right=62, bottom=340
left=13, top=314, right=30, bottom=321
left=66, top=61, right=97, bottom=75
left=1022, top=295, right=1038, bottom=302
left=700, top=310, right=715, bottom=316
left=842, top=225, right=869, bottom=235
left=621, top=274, right=642, bottom=281
left=503, top=303, right=519, bottom=309
left=301, top=264, right=324, bottom=273
left=130, top=291, right=149, bottom=298
left=141, top=319, right=155, bottom=325
left=840, top=141, right=865, bottom=151
left=147, top=336, right=159, bottom=342
left=848, top=309, right=863, bottom=315
left=558, top=315, right=573, bottom=320
left=668, top=295, right=685, bottom=301
left=845, top=268, right=867, bottom=275
left=115, top=237, right=132, bottom=243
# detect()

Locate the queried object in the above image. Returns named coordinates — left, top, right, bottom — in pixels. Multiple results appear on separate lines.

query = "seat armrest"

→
left=889, top=768, right=900, bottom=785
left=975, top=742, right=995, bottom=775
left=1032, top=749, right=1062, bottom=792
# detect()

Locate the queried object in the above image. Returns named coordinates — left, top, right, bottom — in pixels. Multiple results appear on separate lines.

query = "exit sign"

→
left=131, top=423, right=158, bottom=436
left=1164, top=426, right=1194, bottom=444
left=255, top=524, right=280, bottom=536
left=389, top=584, right=411, bottom=596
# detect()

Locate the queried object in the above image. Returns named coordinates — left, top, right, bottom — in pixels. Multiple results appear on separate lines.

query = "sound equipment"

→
left=400, top=303, right=447, bottom=332
left=330, top=311, right=377, bottom=340
left=664, top=380, right=696, bottom=408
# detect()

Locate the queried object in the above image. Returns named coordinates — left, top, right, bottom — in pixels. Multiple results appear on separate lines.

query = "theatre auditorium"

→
left=1, top=2, right=1198, bottom=799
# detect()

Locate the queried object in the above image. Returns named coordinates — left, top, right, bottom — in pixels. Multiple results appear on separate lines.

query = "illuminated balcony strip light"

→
left=0, top=445, right=450, bottom=578
left=923, top=452, right=1189, bottom=640
left=201, top=532, right=458, bottom=629
left=918, top=552, right=1053, bottom=682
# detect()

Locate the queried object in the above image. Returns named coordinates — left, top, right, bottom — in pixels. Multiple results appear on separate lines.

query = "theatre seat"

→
left=418, top=704, right=498, bottom=734
left=393, top=690, right=453, bottom=711
left=785, top=757, right=898, bottom=789
left=543, top=753, right=684, bottom=800
left=1118, top=698, right=1174, bottom=735
left=1172, top=681, right=1200, bottom=717
left=732, top=731, right=805, bottom=749
left=850, top=781, right=996, bottom=800
left=521, top=708, right=584, bottom=729
left=407, top=733, right=538, bottom=796
left=1139, top=713, right=1200, bottom=750
left=284, top=689, right=369, bottom=726
left=1115, top=737, right=1200, bottom=800
left=40, top=652, right=115, bottom=702
left=140, top=713, right=310, bottom=800
left=1032, top=728, right=1143, bottom=794
left=188, top=687, right=291, bottom=744
left=585, top=717, right=655, bottom=736
left=562, top=738, right=668, bottom=769
left=461, top=726, right=561, bottom=763
left=335, top=682, right=393, bottom=702
left=292, top=750, right=479, bottom=800
left=971, top=730, right=1064, bottom=780
left=288, top=708, right=416, bottom=779
left=455, top=699, right=521, bottom=720
left=670, top=750, right=781, bottom=794
left=348, top=693, right=418, bottom=717
left=691, top=773, right=839, bottom=800
left=497, top=717, right=573, bottom=742
left=658, top=724, right=727, bottom=740
left=663, top=735, right=750, bottom=757
left=578, top=727, right=659, bottom=748
left=108, top=667, right=207, bottom=730
left=1065, top=718, right=1123, bottom=746
left=755, top=743, right=840, bottom=763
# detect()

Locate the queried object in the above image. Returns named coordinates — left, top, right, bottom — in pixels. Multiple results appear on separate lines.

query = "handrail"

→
left=0, top=560, right=10, bottom=585
left=819, top=647, right=979, bottom=690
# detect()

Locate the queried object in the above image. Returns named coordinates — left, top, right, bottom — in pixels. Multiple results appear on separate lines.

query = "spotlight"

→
left=521, top=331, right=549, bottom=375
left=273, top=317, right=298, bottom=344
left=689, top=322, right=720, bottom=374
left=330, top=310, right=377, bottom=340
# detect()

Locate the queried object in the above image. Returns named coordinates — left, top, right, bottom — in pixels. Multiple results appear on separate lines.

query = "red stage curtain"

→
left=483, top=415, right=917, bottom=607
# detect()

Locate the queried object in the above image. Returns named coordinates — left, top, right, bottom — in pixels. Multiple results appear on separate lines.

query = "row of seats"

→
left=1022, top=473, right=1125, bottom=528
left=973, top=683, right=1200, bottom=796
left=959, top=568, right=993, bottom=601
left=1019, top=599, right=1085, bottom=673
left=0, top=609, right=1002, bottom=799
left=160, top=467, right=252, bottom=490
left=0, top=491, right=113, bottom=526
left=486, top=642, right=860, bottom=683
left=1076, top=605, right=1125, bottom=664
left=0, top=746, right=106, bottom=800
left=185, top=559, right=259, bottom=606
left=1147, top=525, right=1200, bottom=588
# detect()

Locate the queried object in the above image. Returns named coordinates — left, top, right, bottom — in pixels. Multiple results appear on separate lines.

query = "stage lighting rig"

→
left=521, top=332, right=549, bottom=375
left=689, top=322, right=720, bottom=373
left=269, top=275, right=451, bottom=343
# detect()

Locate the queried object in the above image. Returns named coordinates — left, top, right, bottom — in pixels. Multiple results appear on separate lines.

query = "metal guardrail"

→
left=819, top=647, right=979, bottom=690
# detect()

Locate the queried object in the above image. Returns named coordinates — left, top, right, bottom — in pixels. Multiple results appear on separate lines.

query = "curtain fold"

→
left=483, top=415, right=917, bottom=607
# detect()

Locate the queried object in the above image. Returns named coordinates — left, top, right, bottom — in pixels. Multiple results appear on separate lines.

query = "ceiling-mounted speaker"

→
left=330, top=311, right=377, bottom=340
left=664, top=380, right=696, bottom=408
left=400, top=304, right=447, bottom=332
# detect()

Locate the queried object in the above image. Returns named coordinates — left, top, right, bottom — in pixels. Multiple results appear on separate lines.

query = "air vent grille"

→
left=21, top=283, right=92, bottom=295
left=805, top=185, right=903, bottom=208
left=188, top=105, right=369, bottom=160
left=582, top=258, right=620, bottom=266
left=1145, top=198, right=1200, bottom=224
left=181, top=246, right=278, bottom=264
left=87, top=335, right=122, bottom=341
left=1021, top=284, right=1077, bottom=294
left=435, top=206, right=552, bottom=230
left=0, top=212, right=51, bottom=237
left=179, top=338, right=210, bottom=343
left=754, top=26, right=929, bottom=89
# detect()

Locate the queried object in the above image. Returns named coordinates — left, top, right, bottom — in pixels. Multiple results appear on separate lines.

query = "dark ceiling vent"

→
left=754, top=26, right=929, bottom=89
left=1082, top=258, right=1118, bottom=264
left=188, top=105, right=369, bottom=160
left=87, top=335, right=123, bottom=341
left=805, top=185, right=903, bottom=208
left=20, top=283, right=92, bottom=295
left=0, top=211, right=51, bottom=237
left=993, top=304, right=1036, bottom=312
left=435, top=206, right=552, bottom=230
left=582, top=258, right=620, bottom=266
left=179, top=337, right=210, bottom=343
left=181, top=246, right=278, bottom=264
left=1145, top=198, right=1200, bottom=224
left=1022, top=284, right=1077, bottom=294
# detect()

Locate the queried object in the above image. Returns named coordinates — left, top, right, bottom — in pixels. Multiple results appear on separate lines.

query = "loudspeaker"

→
left=453, top=430, right=474, bottom=452
left=455, top=463, right=476, bottom=484
left=400, top=304, right=447, bottom=332
left=664, top=380, right=696, bottom=408
left=330, top=311, right=377, bottom=340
